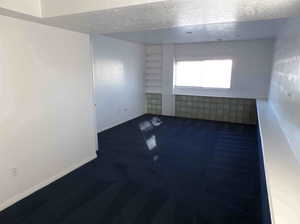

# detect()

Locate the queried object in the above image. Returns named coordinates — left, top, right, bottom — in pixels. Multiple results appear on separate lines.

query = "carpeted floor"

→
left=0, top=115, right=261, bottom=224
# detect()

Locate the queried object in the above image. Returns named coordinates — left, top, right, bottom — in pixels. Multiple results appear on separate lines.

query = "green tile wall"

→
left=175, top=95, right=257, bottom=124
left=146, top=93, right=162, bottom=115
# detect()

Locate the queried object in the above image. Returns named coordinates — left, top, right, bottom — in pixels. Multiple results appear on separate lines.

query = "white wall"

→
left=145, top=40, right=274, bottom=115
left=257, top=100, right=300, bottom=224
left=0, top=15, right=97, bottom=210
left=256, top=18, right=300, bottom=224
left=269, top=17, right=300, bottom=162
left=174, top=40, right=274, bottom=99
left=0, top=0, right=41, bottom=16
left=145, top=45, right=163, bottom=93
left=92, top=35, right=145, bottom=132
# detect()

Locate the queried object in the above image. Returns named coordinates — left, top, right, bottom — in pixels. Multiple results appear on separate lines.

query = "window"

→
left=174, top=59, right=233, bottom=89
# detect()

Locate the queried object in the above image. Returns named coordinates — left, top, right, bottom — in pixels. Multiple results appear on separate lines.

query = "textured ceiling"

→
left=41, top=0, right=164, bottom=17
left=0, top=0, right=300, bottom=35
left=0, top=0, right=41, bottom=17
left=107, top=19, right=286, bottom=44
left=41, top=0, right=300, bottom=34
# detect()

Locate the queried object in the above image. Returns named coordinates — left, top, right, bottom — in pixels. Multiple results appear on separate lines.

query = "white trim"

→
left=89, top=35, right=99, bottom=153
left=37, top=0, right=43, bottom=17
left=162, top=44, right=175, bottom=116
left=256, top=100, right=275, bottom=224
left=173, top=88, right=267, bottom=99
left=0, top=154, right=97, bottom=212
left=97, top=113, right=143, bottom=133
left=145, top=86, right=162, bottom=94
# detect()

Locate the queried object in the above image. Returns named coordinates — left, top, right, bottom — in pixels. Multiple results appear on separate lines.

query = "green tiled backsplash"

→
left=175, top=95, right=257, bottom=124
left=146, top=93, right=162, bottom=114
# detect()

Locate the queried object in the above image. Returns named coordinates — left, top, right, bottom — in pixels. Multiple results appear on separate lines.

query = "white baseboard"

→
left=97, top=113, right=144, bottom=133
left=0, top=154, right=97, bottom=212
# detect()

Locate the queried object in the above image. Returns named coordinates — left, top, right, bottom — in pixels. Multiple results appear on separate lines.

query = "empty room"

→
left=0, top=0, right=299, bottom=223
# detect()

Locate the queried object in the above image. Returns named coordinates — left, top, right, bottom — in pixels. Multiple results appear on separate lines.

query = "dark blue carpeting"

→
left=0, top=115, right=262, bottom=224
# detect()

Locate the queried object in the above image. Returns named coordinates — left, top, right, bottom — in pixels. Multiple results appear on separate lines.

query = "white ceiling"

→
left=42, top=0, right=300, bottom=34
left=41, top=0, right=164, bottom=17
left=106, top=19, right=286, bottom=44
left=0, top=0, right=299, bottom=36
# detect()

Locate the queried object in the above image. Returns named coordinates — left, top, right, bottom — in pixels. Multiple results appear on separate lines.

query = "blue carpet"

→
left=0, top=115, right=262, bottom=224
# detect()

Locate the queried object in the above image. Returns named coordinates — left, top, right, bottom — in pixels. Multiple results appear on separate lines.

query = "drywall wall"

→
left=269, top=17, right=300, bottom=162
left=257, top=100, right=300, bottom=224
left=0, top=15, right=97, bottom=210
left=0, top=0, right=41, bottom=16
left=174, top=40, right=274, bottom=98
left=92, top=35, right=145, bottom=132
left=145, top=40, right=274, bottom=115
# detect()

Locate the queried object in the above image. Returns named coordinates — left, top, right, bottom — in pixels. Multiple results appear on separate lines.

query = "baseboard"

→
left=97, top=113, right=144, bottom=133
left=0, top=154, right=97, bottom=212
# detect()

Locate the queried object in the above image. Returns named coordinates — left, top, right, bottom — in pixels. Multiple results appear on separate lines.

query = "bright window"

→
left=174, top=59, right=233, bottom=89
